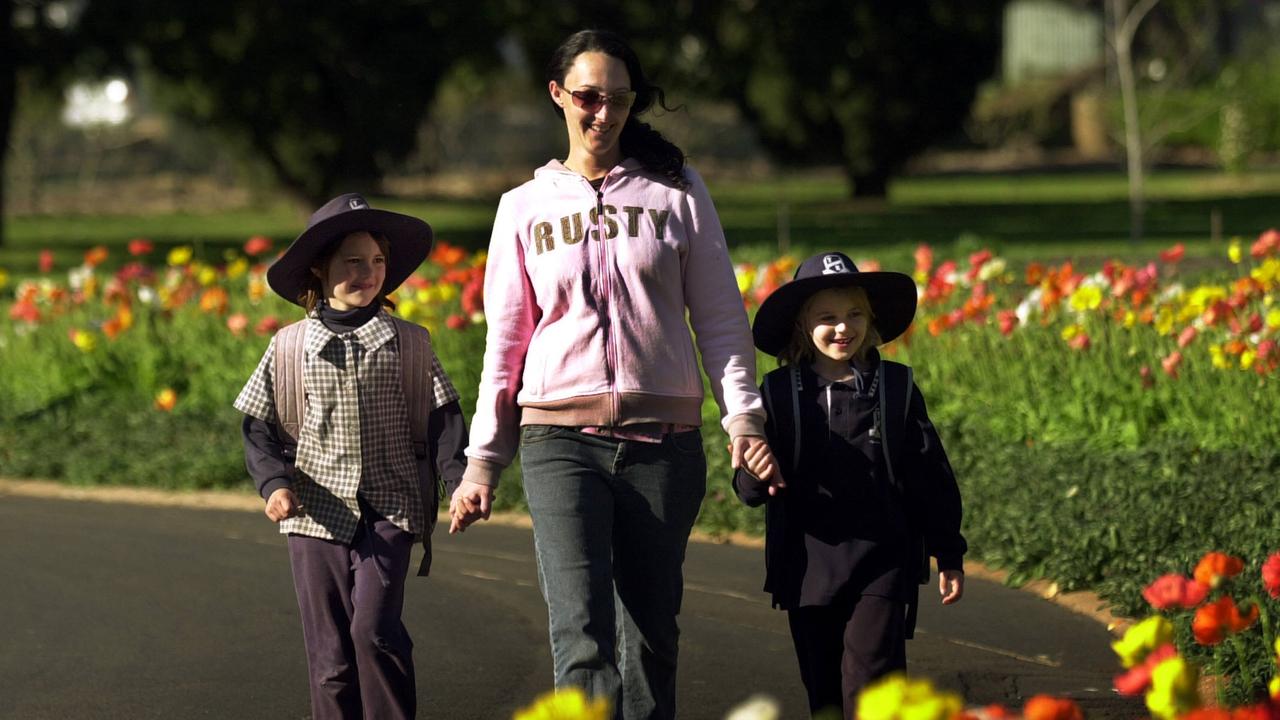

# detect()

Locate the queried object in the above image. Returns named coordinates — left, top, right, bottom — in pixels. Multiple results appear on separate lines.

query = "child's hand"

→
left=448, top=480, right=494, bottom=534
left=265, top=488, right=304, bottom=523
left=730, top=435, right=786, bottom=496
left=939, top=569, right=964, bottom=605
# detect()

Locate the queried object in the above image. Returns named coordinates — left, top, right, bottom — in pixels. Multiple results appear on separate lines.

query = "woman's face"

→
left=315, top=231, right=386, bottom=311
left=549, top=51, right=633, bottom=168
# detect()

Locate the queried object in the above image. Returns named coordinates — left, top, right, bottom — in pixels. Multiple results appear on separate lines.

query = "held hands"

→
left=730, top=435, right=786, bottom=496
left=939, top=569, right=964, bottom=605
left=448, top=480, right=494, bottom=534
left=265, top=488, right=305, bottom=523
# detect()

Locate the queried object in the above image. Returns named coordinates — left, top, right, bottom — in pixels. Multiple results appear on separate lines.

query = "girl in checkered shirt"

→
left=234, top=193, right=467, bottom=720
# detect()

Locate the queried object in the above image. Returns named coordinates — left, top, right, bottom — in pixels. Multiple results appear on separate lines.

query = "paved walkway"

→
left=0, top=482, right=1140, bottom=719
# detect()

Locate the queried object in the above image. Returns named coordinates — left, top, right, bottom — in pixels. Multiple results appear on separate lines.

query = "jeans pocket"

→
left=668, top=429, right=704, bottom=456
left=521, top=424, right=568, bottom=446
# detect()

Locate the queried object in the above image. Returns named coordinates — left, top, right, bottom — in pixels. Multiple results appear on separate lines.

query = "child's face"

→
left=315, top=231, right=386, bottom=311
left=803, top=287, right=872, bottom=368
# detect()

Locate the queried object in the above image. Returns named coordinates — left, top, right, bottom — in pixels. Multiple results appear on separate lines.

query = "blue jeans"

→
left=520, top=425, right=707, bottom=720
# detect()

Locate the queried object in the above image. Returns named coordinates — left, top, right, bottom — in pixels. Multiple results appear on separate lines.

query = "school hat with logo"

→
left=266, top=193, right=433, bottom=306
left=751, top=251, right=918, bottom=356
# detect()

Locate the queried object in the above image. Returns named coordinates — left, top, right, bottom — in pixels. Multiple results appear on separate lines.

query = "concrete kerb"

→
left=0, top=477, right=1130, bottom=634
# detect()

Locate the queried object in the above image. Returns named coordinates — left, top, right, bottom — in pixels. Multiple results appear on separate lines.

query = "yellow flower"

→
left=69, top=329, right=96, bottom=353
left=1145, top=656, right=1199, bottom=720
left=437, top=283, right=459, bottom=302
left=0, top=267, right=8, bottom=289
left=512, top=688, right=610, bottom=720
left=1123, top=310, right=1137, bottom=328
left=1155, top=308, right=1176, bottom=336
left=735, top=265, right=757, bottom=294
left=196, top=264, right=219, bottom=287
left=1069, top=285, right=1102, bottom=312
left=1112, top=616, right=1174, bottom=668
left=978, top=257, right=1007, bottom=282
left=1266, top=309, right=1280, bottom=331
left=470, top=250, right=488, bottom=268
left=857, top=673, right=963, bottom=720
left=397, top=299, right=420, bottom=322
left=1242, top=349, right=1257, bottom=369
left=1270, top=675, right=1280, bottom=699
left=1184, top=286, right=1229, bottom=316
left=1229, top=239, right=1243, bottom=264
left=167, top=246, right=194, bottom=267
left=248, top=277, right=267, bottom=303
left=1253, top=258, right=1280, bottom=288
left=1210, top=344, right=1232, bottom=370
left=226, top=257, right=249, bottom=279
left=1061, top=324, right=1082, bottom=342
left=154, top=388, right=178, bottom=412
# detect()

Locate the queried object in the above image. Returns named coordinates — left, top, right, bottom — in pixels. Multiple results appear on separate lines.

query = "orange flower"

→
left=1192, top=596, right=1258, bottom=645
left=199, top=287, right=229, bottom=315
left=1143, top=574, right=1209, bottom=610
left=154, top=388, right=178, bottom=412
left=430, top=241, right=467, bottom=268
left=1194, top=552, right=1245, bottom=587
left=84, top=245, right=109, bottom=268
left=1023, top=695, right=1083, bottom=720
left=226, top=313, right=249, bottom=336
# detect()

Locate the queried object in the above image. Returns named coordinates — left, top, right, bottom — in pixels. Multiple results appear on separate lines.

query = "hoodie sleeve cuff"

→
left=461, top=457, right=504, bottom=489
left=725, top=413, right=766, bottom=440
left=260, top=477, right=292, bottom=502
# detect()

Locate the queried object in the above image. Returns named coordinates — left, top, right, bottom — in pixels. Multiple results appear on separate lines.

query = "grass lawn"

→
left=3, top=167, right=1279, bottom=277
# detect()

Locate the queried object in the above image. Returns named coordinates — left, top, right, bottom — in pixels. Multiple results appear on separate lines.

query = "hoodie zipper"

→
left=589, top=173, right=619, bottom=426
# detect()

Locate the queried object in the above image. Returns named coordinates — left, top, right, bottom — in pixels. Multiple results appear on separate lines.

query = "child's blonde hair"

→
left=299, top=231, right=396, bottom=313
left=777, top=286, right=882, bottom=366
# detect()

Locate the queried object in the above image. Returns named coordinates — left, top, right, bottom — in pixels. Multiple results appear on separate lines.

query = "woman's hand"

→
left=939, top=569, right=964, bottom=605
left=730, top=435, right=786, bottom=496
left=449, top=480, right=494, bottom=534
left=265, top=488, right=304, bottom=523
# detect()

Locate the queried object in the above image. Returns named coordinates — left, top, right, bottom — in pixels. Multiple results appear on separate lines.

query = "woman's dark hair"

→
left=547, top=29, right=687, bottom=190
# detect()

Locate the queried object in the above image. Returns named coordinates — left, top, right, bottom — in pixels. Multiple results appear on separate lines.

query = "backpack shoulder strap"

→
left=877, top=360, right=914, bottom=491
left=392, top=317, right=436, bottom=445
left=272, top=319, right=309, bottom=443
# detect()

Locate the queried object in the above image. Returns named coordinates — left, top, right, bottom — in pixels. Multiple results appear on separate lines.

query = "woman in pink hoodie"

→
left=449, top=29, right=781, bottom=719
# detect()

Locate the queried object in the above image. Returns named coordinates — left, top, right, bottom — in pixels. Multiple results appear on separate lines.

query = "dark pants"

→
left=287, top=508, right=417, bottom=720
left=519, top=426, right=707, bottom=720
left=787, top=595, right=907, bottom=720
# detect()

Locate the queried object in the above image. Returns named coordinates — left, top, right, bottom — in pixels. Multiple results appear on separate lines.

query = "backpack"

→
left=760, top=359, right=929, bottom=636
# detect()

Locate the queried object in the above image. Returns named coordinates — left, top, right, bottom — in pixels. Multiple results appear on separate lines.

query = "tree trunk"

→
left=1109, top=0, right=1161, bottom=243
left=849, top=166, right=890, bottom=199
left=0, top=0, right=14, bottom=249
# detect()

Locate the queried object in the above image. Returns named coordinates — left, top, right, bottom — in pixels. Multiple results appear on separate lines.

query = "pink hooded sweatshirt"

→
left=463, top=159, right=766, bottom=487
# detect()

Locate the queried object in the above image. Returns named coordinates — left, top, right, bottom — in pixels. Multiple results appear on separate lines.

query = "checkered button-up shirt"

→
left=234, top=311, right=460, bottom=543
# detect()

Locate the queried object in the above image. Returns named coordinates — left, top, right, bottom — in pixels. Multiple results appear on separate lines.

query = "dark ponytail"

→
left=546, top=29, right=688, bottom=190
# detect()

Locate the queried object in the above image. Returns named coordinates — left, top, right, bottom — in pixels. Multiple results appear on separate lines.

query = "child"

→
left=734, top=251, right=966, bottom=720
left=234, top=193, right=468, bottom=720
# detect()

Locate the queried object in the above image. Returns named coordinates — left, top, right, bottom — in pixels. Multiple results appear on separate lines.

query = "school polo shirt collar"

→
left=303, top=309, right=397, bottom=357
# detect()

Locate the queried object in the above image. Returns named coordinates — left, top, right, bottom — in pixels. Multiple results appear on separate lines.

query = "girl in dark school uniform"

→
left=733, top=251, right=966, bottom=720
left=234, top=193, right=467, bottom=720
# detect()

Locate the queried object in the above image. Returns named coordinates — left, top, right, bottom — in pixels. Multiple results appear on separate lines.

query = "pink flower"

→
left=226, top=313, right=249, bottom=336
left=1142, top=574, right=1209, bottom=610
left=1177, top=326, right=1198, bottom=349
left=1161, top=351, right=1183, bottom=378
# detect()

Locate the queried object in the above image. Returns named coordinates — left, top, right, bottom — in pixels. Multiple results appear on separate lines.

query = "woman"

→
left=451, top=29, right=779, bottom=719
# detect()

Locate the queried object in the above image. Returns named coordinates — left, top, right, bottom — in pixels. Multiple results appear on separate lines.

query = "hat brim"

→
left=752, top=272, right=918, bottom=356
left=267, top=208, right=433, bottom=306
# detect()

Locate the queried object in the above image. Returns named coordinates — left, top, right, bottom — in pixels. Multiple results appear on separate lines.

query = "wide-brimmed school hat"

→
left=752, top=251, right=918, bottom=356
left=267, top=193, right=433, bottom=306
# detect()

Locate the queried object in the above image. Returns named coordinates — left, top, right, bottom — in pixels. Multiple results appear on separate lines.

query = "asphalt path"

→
left=0, top=495, right=1142, bottom=719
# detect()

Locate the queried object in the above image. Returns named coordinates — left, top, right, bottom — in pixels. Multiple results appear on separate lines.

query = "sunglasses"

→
left=566, top=87, right=637, bottom=112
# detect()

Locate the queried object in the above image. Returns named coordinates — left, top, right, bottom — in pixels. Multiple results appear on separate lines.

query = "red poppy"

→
left=255, top=316, right=281, bottom=336
left=128, top=238, right=154, bottom=256
left=997, top=310, right=1018, bottom=336
left=1143, top=574, right=1209, bottom=610
left=445, top=314, right=466, bottom=330
left=243, top=235, right=274, bottom=257
left=1023, top=695, right=1083, bottom=720
left=1068, top=332, right=1090, bottom=351
left=1262, top=553, right=1280, bottom=599
left=39, top=249, right=54, bottom=273
left=1140, top=365, right=1155, bottom=389
left=1193, top=595, right=1258, bottom=645
left=914, top=244, right=934, bottom=277
left=1252, top=229, right=1279, bottom=259
left=1159, top=243, right=1186, bottom=264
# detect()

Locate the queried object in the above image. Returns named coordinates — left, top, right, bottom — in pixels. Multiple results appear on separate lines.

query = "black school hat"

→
left=752, top=251, right=918, bottom=356
left=266, top=193, right=433, bottom=306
